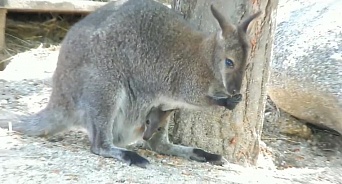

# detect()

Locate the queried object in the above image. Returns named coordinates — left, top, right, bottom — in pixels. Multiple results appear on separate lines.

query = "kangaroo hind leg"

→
left=80, top=90, right=149, bottom=168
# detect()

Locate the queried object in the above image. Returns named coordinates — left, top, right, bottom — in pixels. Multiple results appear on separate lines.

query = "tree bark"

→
left=169, top=0, right=279, bottom=166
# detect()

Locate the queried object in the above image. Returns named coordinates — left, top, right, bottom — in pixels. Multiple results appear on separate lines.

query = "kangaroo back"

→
left=59, top=0, right=261, bottom=112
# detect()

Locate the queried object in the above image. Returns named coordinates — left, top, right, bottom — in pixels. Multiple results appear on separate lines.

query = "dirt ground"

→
left=0, top=45, right=342, bottom=184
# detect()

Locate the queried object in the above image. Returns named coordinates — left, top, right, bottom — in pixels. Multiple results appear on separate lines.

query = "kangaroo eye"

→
left=157, top=127, right=162, bottom=131
left=225, top=58, right=234, bottom=67
left=146, top=120, right=150, bottom=125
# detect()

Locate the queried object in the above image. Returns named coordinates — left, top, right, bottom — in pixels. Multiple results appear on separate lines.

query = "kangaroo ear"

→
left=163, top=109, right=174, bottom=116
left=210, top=4, right=235, bottom=36
left=238, top=11, right=262, bottom=33
left=158, top=103, right=177, bottom=112
left=160, top=109, right=173, bottom=122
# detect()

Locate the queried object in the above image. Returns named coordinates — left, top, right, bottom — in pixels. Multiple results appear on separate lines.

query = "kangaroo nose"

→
left=142, top=135, right=149, bottom=141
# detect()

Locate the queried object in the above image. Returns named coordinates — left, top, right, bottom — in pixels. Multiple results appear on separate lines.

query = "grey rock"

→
left=268, top=0, right=342, bottom=133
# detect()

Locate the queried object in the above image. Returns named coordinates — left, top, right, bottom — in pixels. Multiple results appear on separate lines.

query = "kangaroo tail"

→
left=0, top=108, right=71, bottom=137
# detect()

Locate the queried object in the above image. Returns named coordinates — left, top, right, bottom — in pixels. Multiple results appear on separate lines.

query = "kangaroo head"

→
left=210, top=5, right=261, bottom=96
left=142, top=106, right=173, bottom=141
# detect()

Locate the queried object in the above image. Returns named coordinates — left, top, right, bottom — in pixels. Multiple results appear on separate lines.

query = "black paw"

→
left=122, top=150, right=150, bottom=168
left=225, top=94, right=242, bottom=110
left=206, top=94, right=242, bottom=110
left=192, top=148, right=224, bottom=166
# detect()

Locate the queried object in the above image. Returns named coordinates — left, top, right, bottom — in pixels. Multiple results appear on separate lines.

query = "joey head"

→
left=143, top=106, right=174, bottom=141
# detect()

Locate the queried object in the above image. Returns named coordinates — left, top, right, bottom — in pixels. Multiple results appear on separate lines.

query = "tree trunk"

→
left=169, top=0, right=279, bottom=166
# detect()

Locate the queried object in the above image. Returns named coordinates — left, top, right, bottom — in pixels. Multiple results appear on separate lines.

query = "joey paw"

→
left=191, top=148, right=224, bottom=166
left=122, top=150, right=150, bottom=168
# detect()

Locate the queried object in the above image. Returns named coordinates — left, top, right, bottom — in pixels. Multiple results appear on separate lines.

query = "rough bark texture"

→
left=169, top=0, right=279, bottom=165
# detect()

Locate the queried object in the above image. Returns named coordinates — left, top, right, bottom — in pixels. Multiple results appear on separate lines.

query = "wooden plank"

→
left=0, top=8, right=5, bottom=50
left=4, top=0, right=110, bottom=14
left=0, top=8, right=7, bottom=71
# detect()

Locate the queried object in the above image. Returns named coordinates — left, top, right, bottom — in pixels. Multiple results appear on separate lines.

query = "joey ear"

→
left=162, top=109, right=174, bottom=117
left=238, top=11, right=262, bottom=33
left=210, top=4, right=235, bottom=36
left=159, top=109, right=174, bottom=122
left=158, top=104, right=177, bottom=112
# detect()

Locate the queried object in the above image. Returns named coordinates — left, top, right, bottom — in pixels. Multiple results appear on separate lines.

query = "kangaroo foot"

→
left=192, top=148, right=224, bottom=166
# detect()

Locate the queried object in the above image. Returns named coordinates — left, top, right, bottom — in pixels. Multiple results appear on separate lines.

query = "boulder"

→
left=268, top=0, right=342, bottom=134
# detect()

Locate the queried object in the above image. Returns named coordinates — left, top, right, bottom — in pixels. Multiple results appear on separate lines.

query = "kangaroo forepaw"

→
left=226, top=94, right=242, bottom=110
left=207, top=94, right=242, bottom=110
left=192, top=148, right=224, bottom=166
left=122, top=150, right=150, bottom=168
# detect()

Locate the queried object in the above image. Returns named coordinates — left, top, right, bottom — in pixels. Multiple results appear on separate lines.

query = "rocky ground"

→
left=0, top=45, right=342, bottom=184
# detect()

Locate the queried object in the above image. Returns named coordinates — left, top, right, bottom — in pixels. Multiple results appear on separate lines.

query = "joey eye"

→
left=225, top=58, right=234, bottom=68
left=146, top=120, right=150, bottom=125
left=157, top=127, right=162, bottom=131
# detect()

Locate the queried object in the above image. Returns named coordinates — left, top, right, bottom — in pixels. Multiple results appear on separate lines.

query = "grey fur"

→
left=0, top=0, right=260, bottom=168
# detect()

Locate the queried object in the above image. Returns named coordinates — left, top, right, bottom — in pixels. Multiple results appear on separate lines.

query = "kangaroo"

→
left=0, top=0, right=261, bottom=168
left=142, top=106, right=222, bottom=164
left=143, top=106, right=173, bottom=141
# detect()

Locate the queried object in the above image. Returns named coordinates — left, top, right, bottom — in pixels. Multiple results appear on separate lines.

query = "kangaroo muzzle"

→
left=142, top=132, right=153, bottom=141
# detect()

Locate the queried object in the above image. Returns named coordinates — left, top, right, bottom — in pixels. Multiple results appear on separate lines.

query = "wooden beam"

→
left=0, top=8, right=7, bottom=71
left=0, top=8, right=5, bottom=50
left=4, top=0, right=110, bottom=14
